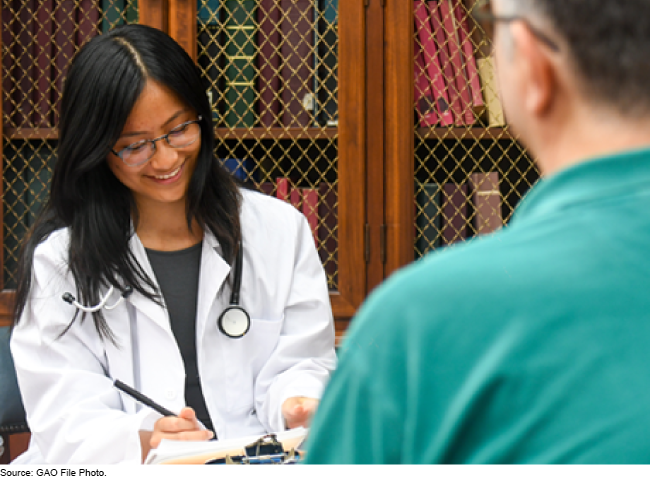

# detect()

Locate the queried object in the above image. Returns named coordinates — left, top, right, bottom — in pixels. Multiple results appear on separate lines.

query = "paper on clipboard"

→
left=144, top=427, right=308, bottom=465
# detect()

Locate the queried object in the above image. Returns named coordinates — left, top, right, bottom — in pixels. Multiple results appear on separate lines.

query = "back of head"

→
left=521, top=0, right=650, bottom=118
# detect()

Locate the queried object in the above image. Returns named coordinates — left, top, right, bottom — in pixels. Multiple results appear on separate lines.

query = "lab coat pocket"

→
left=223, top=316, right=283, bottom=412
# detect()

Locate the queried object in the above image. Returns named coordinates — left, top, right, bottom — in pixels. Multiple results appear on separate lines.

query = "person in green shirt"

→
left=305, top=0, right=650, bottom=464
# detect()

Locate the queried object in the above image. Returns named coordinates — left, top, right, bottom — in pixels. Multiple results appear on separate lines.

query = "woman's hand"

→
left=140, top=407, right=214, bottom=459
left=282, top=397, right=319, bottom=429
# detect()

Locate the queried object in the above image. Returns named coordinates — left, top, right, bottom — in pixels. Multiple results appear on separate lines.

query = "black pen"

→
left=113, top=379, right=178, bottom=417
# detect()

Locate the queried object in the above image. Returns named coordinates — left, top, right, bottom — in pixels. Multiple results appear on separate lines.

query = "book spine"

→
left=438, top=0, right=475, bottom=125
left=259, top=181, right=275, bottom=197
left=34, top=0, right=54, bottom=128
left=276, top=177, right=291, bottom=202
left=2, top=6, right=14, bottom=127
left=414, top=39, right=438, bottom=127
left=414, top=1, right=453, bottom=126
left=290, top=186, right=302, bottom=211
left=280, top=0, right=315, bottom=127
left=221, top=158, right=256, bottom=182
left=198, top=0, right=222, bottom=125
left=452, top=0, right=484, bottom=110
left=318, top=0, right=339, bottom=127
left=302, top=187, right=319, bottom=247
left=224, top=0, right=258, bottom=128
left=469, top=172, right=502, bottom=235
left=442, top=183, right=467, bottom=245
left=318, top=182, right=338, bottom=289
left=477, top=57, right=505, bottom=127
left=258, top=0, right=281, bottom=127
left=415, top=182, right=442, bottom=258
left=53, top=1, right=77, bottom=127
left=428, top=0, right=463, bottom=126
left=14, top=1, right=35, bottom=127
left=77, top=0, right=100, bottom=48
left=102, top=0, right=124, bottom=33
left=126, top=0, right=138, bottom=24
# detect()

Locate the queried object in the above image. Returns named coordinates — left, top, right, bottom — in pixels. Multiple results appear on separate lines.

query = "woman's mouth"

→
left=154, top=164, right=182, bottom=180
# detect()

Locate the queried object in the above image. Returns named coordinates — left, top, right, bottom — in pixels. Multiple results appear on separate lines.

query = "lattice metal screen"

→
left=197, top=0, right=339, bottom=290
left=2, top=0, right=138, bottom=288
left=413, top=0, right=539, bottom=259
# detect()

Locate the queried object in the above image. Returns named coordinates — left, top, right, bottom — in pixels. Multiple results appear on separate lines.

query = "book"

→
left=34, top=0, right=54, bottom=128
left=53, top=0, right=77, bottom=127
left=102, top=0, right=124, bottom=33
left=223, top=0, right=258, bottom=128
left=414, top=1, right=453, bottom=126
left=13, top=0, right=35, bottom=127
left=221, top=158, right=257, bottom=183
left=302, top=187, right=318, bottom=246
left=290, top=186, right=302, bottom=211
left=144, top=427, right=308, bottom=465
left=452, top=0, right=484, bottom=113
left=415, top=182, right=441, bottom=258
left=77, top=0, right=100, bottom=47
left=438, top=0, right=475, bottom=125
left=280, top=0, right=315, bottom=127
left=125, top=0, right=138, bottom=24
left=197, top=0, right=222, bottom=124
left=259, top=181, right=275, bottom=196
left=318, top=182, right=337, bottom=289
left=477, top=56, right=505, bottom=127
left=469, top=172, right=502, bottom=235
left=428, top=0, right=463, bottom=126
left=257, top=0, right=281, bottom=127
left=414, top=39, right=438, bottom=127
left=275, top=176, right=292, bottom=202
left=2, top=6, right=13, bottom=127
left=442, top=183, right=467, bottom=245
left=315, top=0, right=338, bottom=127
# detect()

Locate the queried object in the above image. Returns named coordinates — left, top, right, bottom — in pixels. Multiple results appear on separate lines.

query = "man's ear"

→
left=510, top=21, right=557, bottom=118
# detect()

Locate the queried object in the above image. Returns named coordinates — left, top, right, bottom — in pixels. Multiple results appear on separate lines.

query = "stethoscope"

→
left=62, top=242, right=251, bottom=339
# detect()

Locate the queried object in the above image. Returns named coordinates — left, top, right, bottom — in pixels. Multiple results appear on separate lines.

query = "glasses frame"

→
left=111, top=115, right=204, bottom=167
left=473, top=0, right=560, bottom=52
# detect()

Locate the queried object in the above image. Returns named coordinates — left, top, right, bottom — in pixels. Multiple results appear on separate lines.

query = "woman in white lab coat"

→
left=10, top=24, right=336, bottom=464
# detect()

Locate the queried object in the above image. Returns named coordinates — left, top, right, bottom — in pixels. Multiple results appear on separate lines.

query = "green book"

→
left=415, top=182, right=442, bottom=259
left=223, top=0, right=258, bottom=127
left=102, top=0, right=125, bottom=33
left=125, top=0, right=138, bottom=24
left=198, top=0, right=222, bottom=124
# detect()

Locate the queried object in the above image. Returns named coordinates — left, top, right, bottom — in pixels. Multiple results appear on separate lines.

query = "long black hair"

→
left=13, top=24, right=242, bottom=340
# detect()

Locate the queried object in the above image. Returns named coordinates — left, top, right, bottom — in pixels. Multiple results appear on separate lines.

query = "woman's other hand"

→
left=282, top=397, right=319, bottom=429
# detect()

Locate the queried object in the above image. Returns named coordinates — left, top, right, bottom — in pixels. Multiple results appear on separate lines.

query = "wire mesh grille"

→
left=2, top=0, right=139, bottom=288
left=413, top=0, right=539, bottom=259
left=197, top=0, right=339, bottom=290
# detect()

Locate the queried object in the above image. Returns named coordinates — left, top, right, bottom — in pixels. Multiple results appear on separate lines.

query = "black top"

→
left=145, top=242, right=215, bottom=434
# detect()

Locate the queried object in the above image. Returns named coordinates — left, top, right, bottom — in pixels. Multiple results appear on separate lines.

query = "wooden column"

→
left=139, top=0, right=168, bottom=32
left=168, top=0, right=197, bottom=61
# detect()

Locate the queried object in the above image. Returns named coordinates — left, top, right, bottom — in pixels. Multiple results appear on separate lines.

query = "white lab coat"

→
left=10, top=189, right=337, bottom=464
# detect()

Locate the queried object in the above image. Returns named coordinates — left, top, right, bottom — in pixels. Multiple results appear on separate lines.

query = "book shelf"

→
left=0, top=0, right=540, bottom=342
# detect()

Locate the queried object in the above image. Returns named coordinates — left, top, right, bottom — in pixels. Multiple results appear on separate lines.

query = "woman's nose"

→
left=148, top=139, right=179, bottom=171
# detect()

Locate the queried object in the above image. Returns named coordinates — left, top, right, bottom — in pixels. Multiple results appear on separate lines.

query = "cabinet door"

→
left=168, top=0, right=367, bottom=339
left=384, top=0, right=539, bottom=276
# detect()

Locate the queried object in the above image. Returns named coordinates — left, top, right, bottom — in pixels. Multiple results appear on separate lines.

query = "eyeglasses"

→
left=111, top=115, right=203, bottom=167
left=473, top=0, right=560, bottom=52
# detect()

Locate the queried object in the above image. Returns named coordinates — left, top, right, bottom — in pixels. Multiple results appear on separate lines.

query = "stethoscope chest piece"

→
left=218, top=305, right=250, bottom=338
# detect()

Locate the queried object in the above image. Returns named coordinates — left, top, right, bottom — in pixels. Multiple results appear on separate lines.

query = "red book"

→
left=414, top=1, right=453, bottom=126
left=258, top=0, right=281, bottom=127
left=280, top=0, right=315, bottom=127
left=302, top=188, right=319, bottom=247
left=442, top=183, right=468, bottom=245
left=452, top=0, right=484, bottom=111
left=414, top=39, right=438, bottom=127
left=290, top=186, right=302, bottom=211
left=276, top=177, right=291, bottom=202
left=53, top=0, right=76, bottom=127
left=318, top=183, right=338, bottom=289
left=259, top=181, right=275, bottom=197
left=13, top=1, right=35, bottom=127
left=438, top=0, right=475, bottom=125
left=34, top=1, right=54, bottom=127
left=2, top=6, right=14, bottom=126
left=469, top=172, right=502, bottom=235
left=428, top=0, right=463, bottom=126
left=77, top=0, right=100, bottom=48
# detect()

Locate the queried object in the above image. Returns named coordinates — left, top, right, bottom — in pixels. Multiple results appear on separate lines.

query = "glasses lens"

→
left=122, top=142, right=154, bottom=166
left=167, top=121, right=201, bottom=148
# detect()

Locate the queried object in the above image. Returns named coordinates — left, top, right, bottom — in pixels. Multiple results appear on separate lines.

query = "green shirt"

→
left=306, top=147, right=650, bottom=464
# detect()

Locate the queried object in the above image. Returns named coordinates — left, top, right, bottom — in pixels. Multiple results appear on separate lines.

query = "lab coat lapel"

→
left=196, top=231, right=231, bottom=338
left=126, top=232, right=170, bottom=334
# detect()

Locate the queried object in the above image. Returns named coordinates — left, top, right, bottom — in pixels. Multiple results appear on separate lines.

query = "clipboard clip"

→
left=205, top=434, right=301, bottom=465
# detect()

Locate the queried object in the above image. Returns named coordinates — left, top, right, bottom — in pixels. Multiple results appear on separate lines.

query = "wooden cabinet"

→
left=0, top=0, right=537, bottom=340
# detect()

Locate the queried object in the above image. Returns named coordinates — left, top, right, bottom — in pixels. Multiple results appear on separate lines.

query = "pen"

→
left=113, top=379, right=178, bottom=417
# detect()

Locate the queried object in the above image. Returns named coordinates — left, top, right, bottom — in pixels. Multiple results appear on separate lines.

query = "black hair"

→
left=524, top=0, right=650, bottom=117
left=13, top=24, right=242, bottom=341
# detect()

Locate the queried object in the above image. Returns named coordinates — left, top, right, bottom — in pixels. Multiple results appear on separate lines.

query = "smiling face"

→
left=107, top=78, right=201, bottom=215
